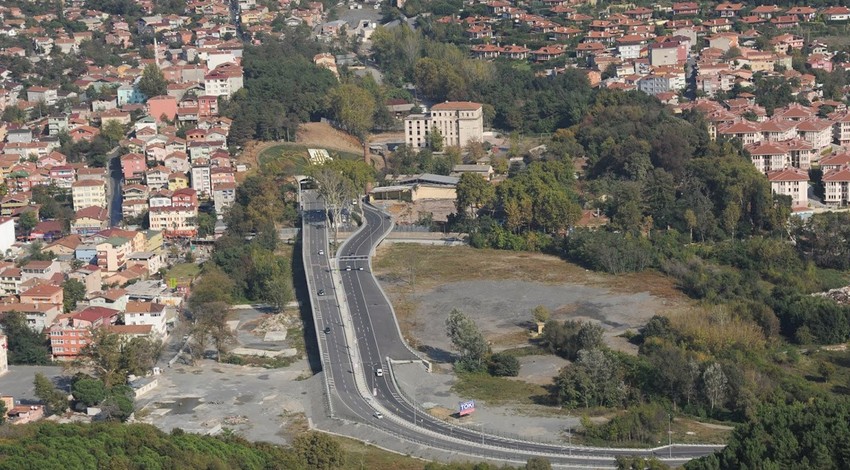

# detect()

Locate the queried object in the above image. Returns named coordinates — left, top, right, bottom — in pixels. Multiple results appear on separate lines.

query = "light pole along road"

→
left=300, top=190, right=724, bottom=468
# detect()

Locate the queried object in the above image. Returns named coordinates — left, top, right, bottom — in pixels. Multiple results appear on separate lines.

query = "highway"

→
left=300, top=190, right=724, bottom=468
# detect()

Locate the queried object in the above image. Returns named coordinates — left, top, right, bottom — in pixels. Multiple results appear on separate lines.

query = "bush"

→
left=488, top=353, right=520, bottom=377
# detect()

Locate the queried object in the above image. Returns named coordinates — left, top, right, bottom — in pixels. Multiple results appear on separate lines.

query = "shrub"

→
left=488, top=353, right=520, bottom=377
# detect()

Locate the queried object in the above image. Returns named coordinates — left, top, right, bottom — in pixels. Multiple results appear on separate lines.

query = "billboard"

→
left=458, top=400, right=475, bottom=417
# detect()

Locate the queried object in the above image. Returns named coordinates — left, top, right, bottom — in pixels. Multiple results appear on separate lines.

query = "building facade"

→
left=404, top=101, right=484, bottom=150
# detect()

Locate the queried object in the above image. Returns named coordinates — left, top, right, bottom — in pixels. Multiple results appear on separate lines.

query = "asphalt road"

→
left=300, top=190, right=724, bottom=468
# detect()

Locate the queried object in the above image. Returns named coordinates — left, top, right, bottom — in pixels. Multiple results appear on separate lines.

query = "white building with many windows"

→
left=405, top=101, right=484, bottom=150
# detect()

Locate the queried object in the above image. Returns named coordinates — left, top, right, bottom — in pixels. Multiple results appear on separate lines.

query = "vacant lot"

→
left=372, top=245, right=693, bottom=360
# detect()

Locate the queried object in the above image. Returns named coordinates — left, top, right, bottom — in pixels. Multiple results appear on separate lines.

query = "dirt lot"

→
left=372, top=245, right=694, bottom=361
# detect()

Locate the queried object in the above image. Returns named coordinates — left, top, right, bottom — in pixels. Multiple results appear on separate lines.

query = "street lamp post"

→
left=668, top=413, right=673, bottom=458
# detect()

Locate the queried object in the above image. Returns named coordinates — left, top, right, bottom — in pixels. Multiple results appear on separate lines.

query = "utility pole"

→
left=668, top=413, right=673, bottom=458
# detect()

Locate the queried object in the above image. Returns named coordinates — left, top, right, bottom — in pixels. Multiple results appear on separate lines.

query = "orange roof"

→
left=767, top=167, right=808, bottom=182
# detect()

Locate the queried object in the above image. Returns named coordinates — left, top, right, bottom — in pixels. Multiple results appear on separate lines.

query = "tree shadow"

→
left=417, top=345, right=454, bottom=363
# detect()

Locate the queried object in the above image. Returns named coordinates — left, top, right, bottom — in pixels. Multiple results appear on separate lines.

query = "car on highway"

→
left=375, top=368, right=383, bottom=377
left=373, top=411, right=383, bottom=419
left=323, top=327, right=331, bottom=334
left=318, top=289, right=325, bottom=296
left=358, top=267, right=364, bottom=271
left=344, top=266, right=352, bottom=271
left=318, top=249, right=324, bottom=255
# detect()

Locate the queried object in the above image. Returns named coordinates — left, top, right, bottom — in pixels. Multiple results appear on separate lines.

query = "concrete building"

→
left=71, top=180, right=106, bottom=210
left=0, top=217, right=15, bottom=256
left=0, top=335, right=7, bottom=376
left=767, top=167, right=809, bottom=208
left=405, top=101, right=484, bottom=150
left=123, top=301, right=168, bottom=337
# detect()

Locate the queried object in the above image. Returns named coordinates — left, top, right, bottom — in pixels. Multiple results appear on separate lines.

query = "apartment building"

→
left=767, top=167, right=809, bottom=208
left=71, top=180, right=106, bottom=210
left=405, top=101, right=484, bottom=150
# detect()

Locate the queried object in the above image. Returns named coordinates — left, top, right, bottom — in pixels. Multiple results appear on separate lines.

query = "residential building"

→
left=127, top=252, right=163, bottom=276
left=203, top=63, right=244, bottom=97
left=404, top=102, right=484, bottom=150
left=0, top=302, right=61, bottom=331
left=71, top=180, right=106, bottom=210
left=212, top=182, right=236, bottom=215
left=123, top=301, right=168, bottom=337
left=0, top=335, right=7, bottom=376
left=96, top=237, right=132, bottom=273
left=71, top=206, right=110, bottom=235
left=823, top=166, right=850, bottom=206
left=191, top=164, right=212, bottom=197
left=120, top=153, right=147, bottom=180
left=21, top=260, right=60, bottom=284
left=147, top=95, right=178, bottom=122
left=0, top=217, right=14, bottom=255
left=149, top=206, right=198, bottom=237
left=48, top=307, right=119, bottom=360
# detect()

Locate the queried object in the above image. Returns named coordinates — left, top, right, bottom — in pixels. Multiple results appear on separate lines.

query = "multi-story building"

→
left=823, top=166, right=850, bottom=206
left=0, top=302, right=61, bottom=332
left=203, top=63, right=244, bottom=97
left=404, top=101, right=484, bottom=150
left=48, top=307, right=119, bottom=360
left=149, top=206, right=198, bottom=237
left=20, top=284, right=64, bottom=309
left=767, top=167, right=809, bottom=208
left=71, top=180, right=106, bottom=210
left=96, top=237, right=131, bottom=273
left=21, top=260, right=60, bottom=283
left=191, top=164, right=212, bottom=198
left=745, top=142, right=789, bottom=173
left=123, top=301, right=168, bottom=337
left=213, top=182, right=236, bottom=215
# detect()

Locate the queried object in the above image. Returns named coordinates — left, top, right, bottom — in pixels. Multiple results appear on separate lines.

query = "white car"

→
left=318, top=249, right=324, bottom=255
left=374, top=411, right=383, bottom=419
left=375, top=368, right=383, bottom=377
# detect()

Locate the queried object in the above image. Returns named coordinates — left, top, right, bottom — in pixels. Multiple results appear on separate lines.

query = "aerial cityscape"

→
left=0, top=0, right=849, bottom=468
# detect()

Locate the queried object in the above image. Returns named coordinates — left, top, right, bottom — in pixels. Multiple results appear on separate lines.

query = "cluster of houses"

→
left=433, top=2, right=850, bottom=102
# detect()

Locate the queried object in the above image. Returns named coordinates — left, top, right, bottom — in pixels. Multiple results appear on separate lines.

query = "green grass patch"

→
left=452, top=372, right=549, bottom=406
left=259, top=143, right=362, bottom=174
left=165, top=262, right=200, bottom=283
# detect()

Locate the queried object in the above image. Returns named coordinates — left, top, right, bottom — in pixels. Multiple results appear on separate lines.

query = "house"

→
left=71, top=180, right=106, bottom=210
left=120, top=153, right=147, bottom=180
left=127, top=252, right=163, bottom=276
left=203, top=62, right=243, bottom=97
left=68, top=264, right=102, bottom=296
left=145, top=167, right=170, bottom=190
left=823, top=6, right=850, bottom=22
left=21, top=260, right=60, bottom=284
left=88, top=289, right=129, bottom=312
left=48, top=307, right=119, bottom=360
left=29, top=220, right=64, bottom=242
left=26, top=86, right=57, bottom=105
left=450, top=164, right=494, bottom=181
left=715, top=3, right=744, bottom=18
left=212, top=182, right=236, bottom=215
left=147, top=95, right=178, bottom=122
left=20, top=283, right=63, bottom=308
left=0, top=267, right=22, bottom=296
left=649, top=41, right=686, bottom=67
left=69, top=125, right=100, bottom=142
left=44, top=234, right=82, bottom=257
left=0, top=217, right=14, bottom=255
left=671, top=2, right=699, bottom=16
left=823, top=166, right=850, bottom=205
left=71, top=206, right=109, bottom=235
left=123, top=301, right=168, bottom=337
left=0, top=302, right=61, bottom=331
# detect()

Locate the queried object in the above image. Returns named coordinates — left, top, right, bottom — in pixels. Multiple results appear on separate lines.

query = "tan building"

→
left=71, top=179, right=106, bottom=210
left=767, top=167, right=809, bottom=208
left=405, top=101, right=484, bottom=150
left=149, top=206, right=198, bottom=238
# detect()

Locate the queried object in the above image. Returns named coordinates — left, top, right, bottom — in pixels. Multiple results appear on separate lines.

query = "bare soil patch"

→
left=297, top=122, right=364, bottom=155
left=372, top=245, right=694, bottom=363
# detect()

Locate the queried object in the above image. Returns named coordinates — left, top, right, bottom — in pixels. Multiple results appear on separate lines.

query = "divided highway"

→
left=300, top=190, right=723, bottom=468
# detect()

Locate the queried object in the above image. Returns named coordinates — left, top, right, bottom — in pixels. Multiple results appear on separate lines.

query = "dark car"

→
left=318, top=289, right=325, bottom=296
left=323, top=327, right=331, bottom=334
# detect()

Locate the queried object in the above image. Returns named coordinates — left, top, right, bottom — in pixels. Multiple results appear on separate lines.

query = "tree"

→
left=445, top=309, right=489, bottom=369
left=293, top=431, right=344, bottom=470
left=0, top=311, right=50, bottom=364
left=326, top=84, right=376, bottom=143
left=818, top=361, right=836, bottom=382
left=542, top=320, right=604, bottom=360
left=62, top=279, right=86, bottom=313
left=137, top=63, right=168, bottom=98
left=532, top=305, right=550, bottom=324
left=555, top=349, right=625, bottom=409
left=121, top=337, right=163, bottom=377
left=101, top=120, right=126, bottom=144
left=77, top=329, right=126, bottom=388
left=72, top=377, right=107, bottom=407
left=18, top=211, right=37, bottom=237
left=193, top=301, right=235, bottom=362
left=309, top=165, right=356, bottom=249
left=100, top=385, right=135, bottom=422
left=489, top=352, right=520, bottom=377
left=702, top=362, right=728, bottom=412
left=34, top=372, right=69, bottom=415
left=188, top=265, right=235, bottom=310
left=526, top=457, right=553, bottom=470
left=0, top=398, right=5, bottom=424
left=429, top=125, right=444, bottom=152
left=455, top=172, right=495, bottom=218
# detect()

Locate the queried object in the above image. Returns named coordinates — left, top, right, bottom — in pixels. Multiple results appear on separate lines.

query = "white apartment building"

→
left=71, top=180, right=106, bottom=210
left=124, top=301, right=168, bottom=337
left=823, top=166, right=850, bottom=206
left=149, top=206, right=198, bottom=237
left=767, top=167, right=809, bottom=208
left=191, top=164, right=212, bottom=198
left=405, top=101, right=484, bottom=150
left=203, top=63, right=244, bottom=97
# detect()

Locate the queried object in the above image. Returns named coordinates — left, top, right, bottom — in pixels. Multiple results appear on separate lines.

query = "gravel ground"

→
left=392, top=362, right=578, bottom=443
left=136, top=359, right=318, bottom=444
left=409, top=280, right=663, bottom=362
